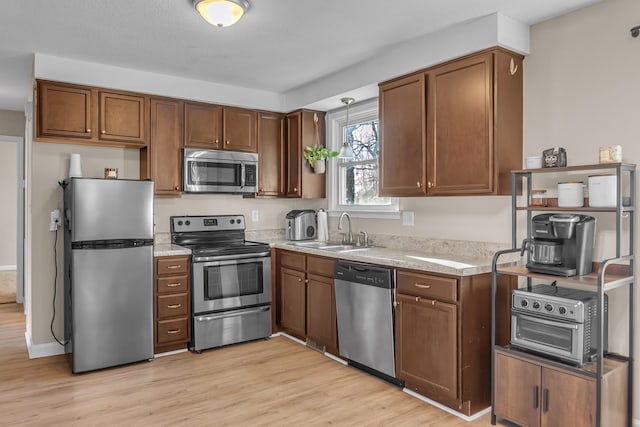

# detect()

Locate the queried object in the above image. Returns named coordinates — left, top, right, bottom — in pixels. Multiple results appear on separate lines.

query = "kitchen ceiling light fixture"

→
left=193, top=0, right=250, bottom=28
left=337, top=97, right=356, bottom=159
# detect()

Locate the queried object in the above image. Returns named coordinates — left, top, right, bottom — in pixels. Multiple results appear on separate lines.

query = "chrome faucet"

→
left=338, top=212, right=354, bottom=245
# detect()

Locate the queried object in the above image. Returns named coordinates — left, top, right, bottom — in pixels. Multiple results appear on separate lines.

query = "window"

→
left=328, top=99, right=399, bottom=218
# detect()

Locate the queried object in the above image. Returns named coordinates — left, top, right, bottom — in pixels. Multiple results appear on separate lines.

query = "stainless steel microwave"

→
left=182, top=148, right=258, bottom=194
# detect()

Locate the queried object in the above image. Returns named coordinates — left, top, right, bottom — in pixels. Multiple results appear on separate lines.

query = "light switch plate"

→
left=251, top=210, right=259, bottom=222
left=402, top=211, right=414, bottom=226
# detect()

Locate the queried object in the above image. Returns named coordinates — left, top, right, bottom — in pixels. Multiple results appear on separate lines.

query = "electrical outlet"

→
left=402, top=211, right=414, bottom=226
left=50, top=208, right=61, bottom=231
left=251, top=210, right=259, bottom=222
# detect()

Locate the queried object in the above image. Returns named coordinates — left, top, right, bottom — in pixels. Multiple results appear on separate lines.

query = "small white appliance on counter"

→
left=285, top=210, right=317, bottom=241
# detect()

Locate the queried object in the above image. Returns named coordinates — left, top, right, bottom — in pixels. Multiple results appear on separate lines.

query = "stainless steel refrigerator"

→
left=63, top=178, right=154, bottom=373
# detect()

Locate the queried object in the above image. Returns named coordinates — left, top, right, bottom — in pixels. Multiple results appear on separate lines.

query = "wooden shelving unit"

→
left=491, top=163, right=636, bottom=427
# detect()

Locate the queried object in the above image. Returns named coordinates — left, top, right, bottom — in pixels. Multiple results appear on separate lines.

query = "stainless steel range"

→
left=171, top=215, right=272, bottom=352
left=511, top=284, right=607, bottom=365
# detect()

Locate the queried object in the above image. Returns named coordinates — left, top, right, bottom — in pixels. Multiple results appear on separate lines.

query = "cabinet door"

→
left=184, top=102, right=223, bottom=149
left=98, top=91, right=148, bottom=145
left=494, top=352, right=542, bottom=427
left=379, top=73, right=427, bottom=196
left=427, top=52, right=493, bottom=195
left=223, top=107, right=257, bottom=152
left=280, top=267, right=306, bottom=338
left=257, top=112, right=285, bottom=196
left=37, top=81, right=93, bottom=139
left=285, top=112, right=302, bottom=197
left=149, top=98, right=183, bottom=196
left=541, top=368, right=596, bottom=427
left=395, top=293, right=457, bottom=402
left=306, top=273, right=337, bottom=352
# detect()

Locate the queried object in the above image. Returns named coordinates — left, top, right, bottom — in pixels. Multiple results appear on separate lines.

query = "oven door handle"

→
left=195, top=252, right=271, bottom=263
left=196, top=306, right=270, bottom=322
left=517, top=313, right=580, bottom=329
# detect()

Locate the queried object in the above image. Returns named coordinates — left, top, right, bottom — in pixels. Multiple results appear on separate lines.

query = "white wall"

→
left=0, top=141, right=17, bottom=267
left=523, top=0, right=640, bottom=417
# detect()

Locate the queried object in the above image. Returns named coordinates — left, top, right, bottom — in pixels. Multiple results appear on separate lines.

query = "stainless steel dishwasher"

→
left=334, top=261, right=398, bottom=382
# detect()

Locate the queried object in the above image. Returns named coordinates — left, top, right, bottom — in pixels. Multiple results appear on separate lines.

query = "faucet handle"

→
left=359, top=231, right=369, bottom=247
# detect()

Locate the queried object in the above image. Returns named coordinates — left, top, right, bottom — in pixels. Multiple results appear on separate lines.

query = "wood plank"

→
left=0, top=303, right=511, bottom=426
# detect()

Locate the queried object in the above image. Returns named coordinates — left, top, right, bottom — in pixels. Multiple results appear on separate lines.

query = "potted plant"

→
left=303, top=144, right=338, bottom=174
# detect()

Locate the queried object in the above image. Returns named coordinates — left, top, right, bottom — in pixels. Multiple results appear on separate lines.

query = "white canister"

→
left=588, top=174, right=617, bottom=207
left=525, top=156, right=543, bottom=169
left=68, top=153, right=83, bottom=178
left=557, top=181, right=585, bottom=207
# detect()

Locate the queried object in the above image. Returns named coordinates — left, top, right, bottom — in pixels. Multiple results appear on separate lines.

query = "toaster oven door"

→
left=511, top=311, right=584, bottom=364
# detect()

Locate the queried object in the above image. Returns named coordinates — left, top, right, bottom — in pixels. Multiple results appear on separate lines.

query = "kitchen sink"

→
left=286, top=241, right=372, bottom=253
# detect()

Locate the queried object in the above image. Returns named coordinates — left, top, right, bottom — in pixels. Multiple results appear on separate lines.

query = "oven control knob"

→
left=545, top=303, right=554, bottom=312
left=185, top=220, right=191, bottom=226
left=230, top=219, right=235, bottom=224
left=532, top=301, right=540, bottom=310
left=520, top=299, right=529, bottom=308
left=559, top=306, right=567, bottom=315
left=237, top=218, right=242, bottom=224
left=177, top=220, right=183, bottom=226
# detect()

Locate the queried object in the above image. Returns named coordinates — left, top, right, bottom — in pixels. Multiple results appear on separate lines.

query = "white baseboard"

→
left=0, top=265, right=16, bottom=271
left=24, top=331, right=64, bottom=359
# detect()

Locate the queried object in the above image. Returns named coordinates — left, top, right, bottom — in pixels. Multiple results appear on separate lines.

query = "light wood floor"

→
left=0, top=270, right=16, bottom=304
left=0, top=304, right=508, bottom=426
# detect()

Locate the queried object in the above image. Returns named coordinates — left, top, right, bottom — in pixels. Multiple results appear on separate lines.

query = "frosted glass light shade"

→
left=337, top=143, right=354, bottom=159
left=194, top=0, right=249, bottom=28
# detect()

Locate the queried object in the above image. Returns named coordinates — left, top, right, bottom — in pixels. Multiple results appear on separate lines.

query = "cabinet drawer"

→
left=156, top=257, right=189, bottom=275
left=280, top=251, right=306, bottom=270
left=397, top=270, right=457, bottom=302
left=156, top=275, right=189, bottom=294
left=157, top=318, right=189, bottom=344
left=307, top=255, right=334, bottom=278
left=157, top=293, right=189, bottom=319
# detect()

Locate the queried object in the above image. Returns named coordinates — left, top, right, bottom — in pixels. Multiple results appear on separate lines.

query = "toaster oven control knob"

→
left=545, top=303, right=554, bottom=312
left=532, top=301, right=540, bottom=310
left=520, top=299, right=529, bottom=308
left=559, top=306, right=567, bottom=315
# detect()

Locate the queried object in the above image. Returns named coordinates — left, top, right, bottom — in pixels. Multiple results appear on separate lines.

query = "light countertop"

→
left=154, top=244, right=191, bottom=257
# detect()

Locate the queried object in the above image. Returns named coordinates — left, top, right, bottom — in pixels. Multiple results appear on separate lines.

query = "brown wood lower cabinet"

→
left=395, top=268, right=514, bottom=416
left=494, top=349, right=628, bottom=427
left=154, top=255, right=191, bottom=354
left=276, top=250, right=338, bottom=355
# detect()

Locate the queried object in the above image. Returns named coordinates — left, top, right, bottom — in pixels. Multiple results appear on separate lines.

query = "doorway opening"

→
left=0, top=136, right=23, bottom=306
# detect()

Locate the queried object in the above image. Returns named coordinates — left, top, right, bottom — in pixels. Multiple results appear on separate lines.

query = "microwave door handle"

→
left=240, top=163, right=246, bottom=188
left=518, top=313, right=580, bottom=330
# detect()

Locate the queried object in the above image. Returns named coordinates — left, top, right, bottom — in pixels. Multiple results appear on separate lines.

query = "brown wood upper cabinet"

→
left=184, top=102, right=257, bottom=153
left=379, top=47, right=523, bottom=197
left=257, top=112, right=285, bottom=197
left=36, top=80, right=150, bottom=147
left=140, top=97, right=183, bottom=197
left=285, top=110, right=326, bottom=199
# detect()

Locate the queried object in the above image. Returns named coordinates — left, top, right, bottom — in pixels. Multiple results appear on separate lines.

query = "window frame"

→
left=327, top=98, right=399, bottom=219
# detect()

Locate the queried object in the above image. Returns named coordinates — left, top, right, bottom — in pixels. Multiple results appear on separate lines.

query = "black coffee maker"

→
left=524, top=213, right=596, bottom=277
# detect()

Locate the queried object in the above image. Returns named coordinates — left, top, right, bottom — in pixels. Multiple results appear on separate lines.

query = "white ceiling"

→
left=0, top=0, right=600, bottom=111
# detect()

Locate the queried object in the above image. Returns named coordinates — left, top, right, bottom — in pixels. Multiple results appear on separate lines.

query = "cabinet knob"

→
left=215, top=139, right=219, bottom=145
left=305, top=279, right=309, bottom=283
left=427, top=181, right=434, bottom=189
left=175, top=186, right=180, bottom=191
left=226, top=140, right=230, bottom=145
left=416, top=181, right=422, bottom=188
left=293, top=187, right=298, bottom=192
left=297, top=278, right=302, bottom=282
left=86, top=128, right=91, bottom=133
left=101, top=130, right=106, bottom=134
left=415, top=296, right=420, bottom=302
left=432, top=300, right=437, bottom=306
